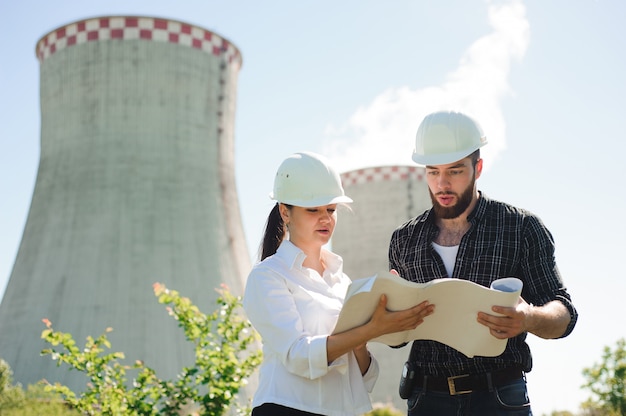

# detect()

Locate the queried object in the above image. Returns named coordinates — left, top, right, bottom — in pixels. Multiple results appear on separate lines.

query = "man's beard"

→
left=429, top=177, right=475, bottom=219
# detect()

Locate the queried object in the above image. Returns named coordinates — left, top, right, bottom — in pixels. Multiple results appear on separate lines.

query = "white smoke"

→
left=323, top=0, right=529, bottom=173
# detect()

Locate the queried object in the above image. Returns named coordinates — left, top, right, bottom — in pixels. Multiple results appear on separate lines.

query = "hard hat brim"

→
left=411, top=142, right=486, bottom=166
left=269, top=193, right=353, bottom=208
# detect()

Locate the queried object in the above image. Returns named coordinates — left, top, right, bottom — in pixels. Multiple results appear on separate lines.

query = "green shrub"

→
left=39, top=284, right=262, bottom=415
left=581, top=338, right=626, bottom=416
left=0, top=365, right=79, bottom=416
left=0, top=358, right=25, bottom=410
left=365, top=402, right=404, bottom=416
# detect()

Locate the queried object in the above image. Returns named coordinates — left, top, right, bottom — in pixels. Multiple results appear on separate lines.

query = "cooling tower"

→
left=333, top=165, right=431, bottom=410
left=0, top=16, right=250, bottom=393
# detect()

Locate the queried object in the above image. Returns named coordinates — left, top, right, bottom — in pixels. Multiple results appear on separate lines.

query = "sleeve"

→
left=243, top=266, right=334, bottom=379
left=361, top=354, right=379, bottom=393
left=388, top=227, right=403, bottom=273
left=521, top=215, right=578, bottom=338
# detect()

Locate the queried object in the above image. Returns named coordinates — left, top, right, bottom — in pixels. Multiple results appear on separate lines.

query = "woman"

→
left=243, top=152, right=434, bottom=416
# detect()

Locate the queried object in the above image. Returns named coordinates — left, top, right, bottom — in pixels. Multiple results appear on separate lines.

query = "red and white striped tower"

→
left=0, top=16, right=250, bottom=393
left=333, top=165, right=431, bottom=409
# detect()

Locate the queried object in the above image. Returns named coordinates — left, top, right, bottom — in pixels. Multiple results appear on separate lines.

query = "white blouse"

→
left=243, top=240, right=379, bottom=416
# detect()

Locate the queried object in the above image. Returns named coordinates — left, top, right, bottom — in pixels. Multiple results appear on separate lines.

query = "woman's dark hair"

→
left=259, top=203, right=291, bottom=261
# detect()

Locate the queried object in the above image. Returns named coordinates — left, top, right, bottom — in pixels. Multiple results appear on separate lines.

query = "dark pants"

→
left=251, top=403, right=324, bottom=416
left=407, top=377, right=532, bottom=415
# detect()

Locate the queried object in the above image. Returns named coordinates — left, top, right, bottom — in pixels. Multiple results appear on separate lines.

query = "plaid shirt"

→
left=388, top=192, right=577, bottom=376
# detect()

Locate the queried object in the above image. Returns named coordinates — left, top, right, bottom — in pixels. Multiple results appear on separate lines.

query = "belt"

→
left=415, top=368, right=524, bottom=396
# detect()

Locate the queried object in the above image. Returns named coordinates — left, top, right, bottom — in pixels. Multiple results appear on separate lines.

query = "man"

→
left=389, top=111, right=577, bottom=415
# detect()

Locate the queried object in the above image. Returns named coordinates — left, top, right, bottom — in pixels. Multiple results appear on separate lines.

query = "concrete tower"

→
left=0, top=16, right=250, bottom=392
left=333, top=165, right=431, bottom=409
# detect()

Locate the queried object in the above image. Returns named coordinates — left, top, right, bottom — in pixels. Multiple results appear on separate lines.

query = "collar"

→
left=466, top=191, right=488, bottom=224
left=275, top=240, right=343, bottom=276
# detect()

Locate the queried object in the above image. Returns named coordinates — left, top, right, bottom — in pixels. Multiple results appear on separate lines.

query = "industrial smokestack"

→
left=0, top=16, right=250, bottom=392
left=333, top=165, right=431, bottom=409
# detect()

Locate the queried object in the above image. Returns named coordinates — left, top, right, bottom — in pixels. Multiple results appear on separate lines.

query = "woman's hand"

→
left=367, top=294, right=434, bottom=338
left=326, top=286, right=434, bottom=365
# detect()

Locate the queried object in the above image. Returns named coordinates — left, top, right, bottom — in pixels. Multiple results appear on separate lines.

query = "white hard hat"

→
left=412, top=111, right=488, bottom=166
left=270, top=152, right=353, bottom=207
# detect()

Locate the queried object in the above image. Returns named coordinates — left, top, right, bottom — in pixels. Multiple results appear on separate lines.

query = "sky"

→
left=1, top=0, right=625, bottom=414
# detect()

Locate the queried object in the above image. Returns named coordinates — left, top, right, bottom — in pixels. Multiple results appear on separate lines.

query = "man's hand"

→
left=477, top=298, right=571, bottom=339
left=477, top=298, right=530, bottom=339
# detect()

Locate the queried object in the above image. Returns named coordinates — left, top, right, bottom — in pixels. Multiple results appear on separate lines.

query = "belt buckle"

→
left=447, top=374, right=472, bottom=395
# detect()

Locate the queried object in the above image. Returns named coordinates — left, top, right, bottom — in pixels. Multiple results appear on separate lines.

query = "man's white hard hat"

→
left=412, top=111, right=488, bottom=166
left=270, top=152, right=353, bottom=207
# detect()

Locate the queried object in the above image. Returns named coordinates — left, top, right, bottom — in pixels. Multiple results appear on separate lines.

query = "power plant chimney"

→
left=0, top=16, right=250, bottom=392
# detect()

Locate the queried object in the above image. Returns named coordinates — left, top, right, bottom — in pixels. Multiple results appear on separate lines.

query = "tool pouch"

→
left=399, top=360, right=418, bottom=399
